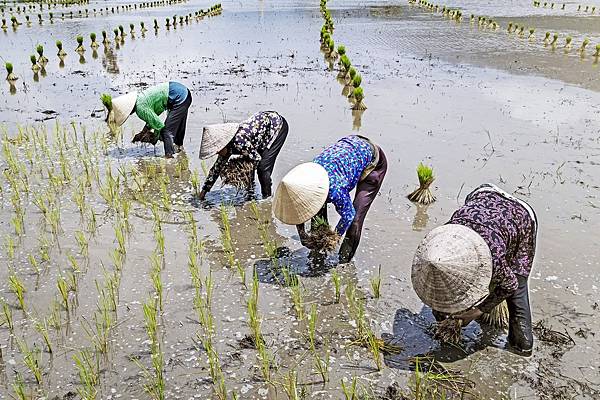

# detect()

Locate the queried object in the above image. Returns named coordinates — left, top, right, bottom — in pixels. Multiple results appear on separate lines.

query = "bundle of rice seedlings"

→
left=550, top=33, right=558, bottom=46
left=132, top=130, right=159, bottom=145
left=304, top=216, right=340, bottom=252
left=56, top=40, right=66, bottom=57
left=5, top=62, right=17, bottom=81
left=528, top=28, right=535, bottom=39
left=36, top=45, right=48, bottom=65
left=478, top=300, right=509, bottom=330
left=338, top=54, right=351, bottom=79
left=595, top=44, right=600, bottom=57
left=337, top=45, right=346, bottom=59
left=102, top=30, right=109, bottom=45
left=565, top=35, right=572, bottom=48
left=407, top=163, right=436, bottom=205
left=75, top=35, right=85, bottom=53
left=101, top=93, right=112, bottom=117
left=348, top=74, right=361, bottom=99
left=220, top=157, right=256, bottom=191
left=351, top=87, right=367, bottom=110
left=543, top=31, right=550, bottom=44
left=90, top=32, right=99, bottom=49
left=1, top=19, right=7, bottom=30
left=580, top=38, right=590, bottom=52
left=30, top=55, right=40, bottom=72
left=434, top=318, right=462, bottom=344
left=327, top=38, right=336, bottom=57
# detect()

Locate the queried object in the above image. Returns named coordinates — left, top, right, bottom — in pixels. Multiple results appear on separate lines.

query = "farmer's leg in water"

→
left=257, top=118, right=288, bottom=198
left=161, top=93, right=191, bottom=157
left=506, top=275, right=533, bottom=354
left=173, top=90, right=192, bottom=150
left=339, top=148, right=387, bottom=263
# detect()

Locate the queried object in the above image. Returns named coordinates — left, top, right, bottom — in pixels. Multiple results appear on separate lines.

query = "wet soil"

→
left=1, top=0, right=600, bottom=399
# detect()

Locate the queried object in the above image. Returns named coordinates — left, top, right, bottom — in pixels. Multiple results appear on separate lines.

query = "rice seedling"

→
left=102, top=30, right=109, bottom=45
left=247, top=270, right=264, bottom=347
left=151, top=268, right=163, bottom=312
left=1, top=300, right=14, bottom=332
left=34, top=318, right=53, bottom=353
left=9, top=273, right=26, bottom=311
left=338, top=54, right=351, bottom=79
left=220, top=157, right=256, bottom=191
left=337, top=45, right=346, bottom=59
left=365, top=329, right=383, bottom=370
left=434, top=318, right=462, bottom=344
left=478, top=300, right=509, bottom=329
left=331, top=269, right=342, bottom=303
left=528, top=28, right=535, bottom=39
left=369, top=265, right=382, bottom=298
left=36, top=44, right=48, bottom=65
left=550, top=33, right=558, bottom=46
left=18, top=339, right=43, bottom=384
left=154, top=18, right=159, bottom=29
left=288, top=273, right=305, bottom=320
left=75, top=230, right=89, bottom=256
left=118, top=24, right=125, bottom=37
left=341, top=376, right=358, bottom=400
left=595, top=44, right=600, bottom=57
left=407, top=163, right=436, bottom=205
left=409, top=356, right=475, bottom=398
left=73, top=349, right=99, bottom=400
left=1, top=19, right=6, bottom=30
left=580, top=38, right=590, bottom=52
left=130, top=23, right=135, bottom=35
left=543, top=31, right=550, bottom=44
left=6, top=62, right=18, bottom=81
left=283, top=369, right=300, bottom=400
left=141, top=21, right=148, bottom=32
left=12, top=373, right=27, bottom=400
left=165, top=17, right=170, bottom=27
left=219, top=204, right=235, bottom=267
left=236, top=260, right=247, bottom=288
left=30, top=54, right=40, bottom=72
left=57, top=275, right=70, bottom=311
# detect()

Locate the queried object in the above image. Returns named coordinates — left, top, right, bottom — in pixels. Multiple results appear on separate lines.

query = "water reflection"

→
left=412, top=204, right=430, bottom=231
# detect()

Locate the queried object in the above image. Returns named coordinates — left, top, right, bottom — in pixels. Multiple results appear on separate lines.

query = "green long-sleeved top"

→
left=134, top=82, right=189, bottom=132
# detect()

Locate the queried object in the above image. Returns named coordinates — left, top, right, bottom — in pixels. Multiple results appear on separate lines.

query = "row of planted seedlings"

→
left=0, top=0, right=187, bottom=26
left=0, top=118, right=201, bottom=398
left=0, top=122, right=125, bottom=398
left=533, top=1, right=600, bottom=13
left=319, top=0, right=367, bottom=111
left=4, top=4, right=223, bottom=92
left=410, top=0, right=600, bottom=64
left=0, top=0, right=90, bottom=15
left=1, top=0, right=190, bottom=33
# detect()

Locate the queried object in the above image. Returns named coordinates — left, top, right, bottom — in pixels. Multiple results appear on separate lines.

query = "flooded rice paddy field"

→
left=1, top=0, right=600, bottom=398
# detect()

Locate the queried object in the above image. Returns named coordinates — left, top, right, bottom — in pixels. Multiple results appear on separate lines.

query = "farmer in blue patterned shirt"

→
left=198, top=111, right=288, bottom=199
left=273, top=135, right=387, bottom=263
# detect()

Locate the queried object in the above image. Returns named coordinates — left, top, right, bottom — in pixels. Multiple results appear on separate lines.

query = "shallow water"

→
left=1, top=0, right=600, bottom=399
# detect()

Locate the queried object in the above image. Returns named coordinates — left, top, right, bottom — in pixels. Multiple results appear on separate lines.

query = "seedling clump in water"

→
left=6, top=62, right=18, bottom=81
left=407, top=163, right=436, bottom=205
left=305, top=216, right=340, bottom=252
left=75, top=35, right=85, bottom=53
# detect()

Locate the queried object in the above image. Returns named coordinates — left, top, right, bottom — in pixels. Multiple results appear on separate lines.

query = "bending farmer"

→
left=272, top=135, right=387, bottom=263
left=198, top=111, right=288, bottom=200
left=103, top=81, right=192, bottom=158
left=412, top=183, right=537, bottom=356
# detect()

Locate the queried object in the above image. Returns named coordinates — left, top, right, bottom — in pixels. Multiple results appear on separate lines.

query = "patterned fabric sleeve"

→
left=202, top=153, right=231, bottom=192
left=331, top=189, right=356, bottom=235
left=478, top=243, right=519, bottom=313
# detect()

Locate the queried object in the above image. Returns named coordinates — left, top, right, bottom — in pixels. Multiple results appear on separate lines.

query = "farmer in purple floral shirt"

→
left=273, top=135, right=387, bottom=263
left=412, top=184, right=537, bottom=355
left=199, top=111, right=288, bottom=199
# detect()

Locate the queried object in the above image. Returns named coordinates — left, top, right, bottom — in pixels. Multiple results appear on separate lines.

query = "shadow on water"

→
left=384, top=306, right=508, bottom=370
left=254, top=247, right=340, bottom=284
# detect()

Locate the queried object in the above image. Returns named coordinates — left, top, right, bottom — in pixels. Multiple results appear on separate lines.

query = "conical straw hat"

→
left=272, top=162, right=329, bottom=225
left=411, top=224, right=493, bottom=314
left=110, top=92, right=137, bottom=127
left=199, top=123, right=239, bottom=159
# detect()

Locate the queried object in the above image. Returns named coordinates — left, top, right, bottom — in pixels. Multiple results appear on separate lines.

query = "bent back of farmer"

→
left=412, top=183, right=537, bottom=356
left=273, top=135, right=387, bottom=263
left=198, top=111, right=288, bottom=200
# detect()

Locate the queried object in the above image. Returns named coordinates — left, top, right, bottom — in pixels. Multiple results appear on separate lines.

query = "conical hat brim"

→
left=199, top=123, right=239, bottom=159
left=411, top=224, right=493, bottom=314
left=111, top=92, right=137, bottom=127
left=272, top=163, right=329, bottom=225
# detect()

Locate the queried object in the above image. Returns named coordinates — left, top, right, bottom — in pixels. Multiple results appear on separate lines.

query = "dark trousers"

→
left=338, top=146, right=388, bottom=263
left=160, top=90, right=192, bottom=156
left=432, top=275, right=533, bottom=354
left=256, top=118, right=288, bottom=198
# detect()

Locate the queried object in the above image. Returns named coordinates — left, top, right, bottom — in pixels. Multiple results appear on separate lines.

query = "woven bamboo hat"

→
left=199, top=123, right=239, bottom=159
left=110, top=92, right=137, bottom=127
left=272, top=162, right=329, bottom=225
left=411, top=224, right=493, bottom=314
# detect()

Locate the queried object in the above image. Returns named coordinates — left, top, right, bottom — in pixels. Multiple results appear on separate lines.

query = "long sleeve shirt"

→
left=135, top=81, right=189, bottom=132
left=313, top=135, right=373, bottom=235
left=448, top=186, right=537, bottom=313
left=202, top=111, right=284, bottom=192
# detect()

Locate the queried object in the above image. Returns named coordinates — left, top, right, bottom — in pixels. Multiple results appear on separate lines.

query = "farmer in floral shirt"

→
left=198, top=111, right=288, bottom=199
left=272, top=135, right=387, bottom=263
left=412, top=184, right=537, bottom=355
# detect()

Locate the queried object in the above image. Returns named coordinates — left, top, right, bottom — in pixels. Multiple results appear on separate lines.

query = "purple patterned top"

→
left=314, top=136, right=374, bottom=235
left=448, top=186, right=537, bottom=313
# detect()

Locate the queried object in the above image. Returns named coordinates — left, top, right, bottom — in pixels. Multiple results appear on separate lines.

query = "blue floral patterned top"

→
left=314, top=136, right=374, bottom=235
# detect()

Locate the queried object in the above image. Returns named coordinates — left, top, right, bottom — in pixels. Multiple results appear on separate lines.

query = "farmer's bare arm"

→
left=296, top=224, right=314, bottom=249
left=452, top=307, right=483, bottom=326
left=200, top=153, right=231, bottom=199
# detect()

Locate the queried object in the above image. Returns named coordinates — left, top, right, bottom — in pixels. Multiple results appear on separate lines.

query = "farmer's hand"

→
left=296, top=225, right=314, bottom=249
left=452, top=307, right=483, bottom=327
left=198, top=190, right=207, bottom=201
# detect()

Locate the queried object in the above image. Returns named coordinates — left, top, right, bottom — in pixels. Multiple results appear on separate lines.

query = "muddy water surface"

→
left=1, top=0, right=600, bottom=399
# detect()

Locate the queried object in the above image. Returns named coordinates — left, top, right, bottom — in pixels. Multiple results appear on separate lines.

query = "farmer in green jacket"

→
left=103, top=81, right=192, bottom=158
